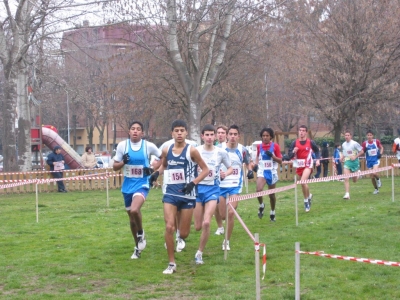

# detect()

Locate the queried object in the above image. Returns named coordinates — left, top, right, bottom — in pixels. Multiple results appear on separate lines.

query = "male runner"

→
left=341, top=131, right=364, bottom=199
left=288, top=125, right=320, bottom=212
left=253, top=128, right=282, bottom=221
left=113, top=121, right=162, bottom=259
left=193, top=124, right=232, bottom=264
left=392, top=132, right=400, bottom=164
left=150, top=138, right=198, bottom=251
left=214, top=125, right=228, bottom=235
left=160, top=120, right=209, bottom=274
left=362, top=130, right=384, bottom=194
left=217, top=125, right=251, bottom=251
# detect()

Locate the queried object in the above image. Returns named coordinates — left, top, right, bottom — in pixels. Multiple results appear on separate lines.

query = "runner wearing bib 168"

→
left=288, top=125, right=320, bottom=212
left=113, top=121, right=162, bottom=260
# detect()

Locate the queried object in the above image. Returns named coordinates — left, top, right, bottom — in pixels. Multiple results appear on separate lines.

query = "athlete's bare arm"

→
left=190, top=147, right=209, bottom=184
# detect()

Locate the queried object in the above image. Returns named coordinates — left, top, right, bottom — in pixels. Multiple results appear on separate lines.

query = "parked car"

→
left=96, top=156, right=111, bottom=168
left=0, top=163, right=3, bottom=172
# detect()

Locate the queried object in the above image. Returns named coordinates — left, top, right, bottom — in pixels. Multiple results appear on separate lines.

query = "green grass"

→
left=1, top=177, right=400, bottom=299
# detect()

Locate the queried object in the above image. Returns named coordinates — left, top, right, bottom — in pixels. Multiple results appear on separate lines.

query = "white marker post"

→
left=295, top=242, right=300, bottom=300
left=106, top=170, right=109, bottom=207
left=294, top=175, right=298, bottom=226
left=391, top=167, right=395, bottom=202
left=36, top=183, right=39, bottom=223
left=255, top=233, right=260, bottom=300
left=224, top=193, right=229, bottom=260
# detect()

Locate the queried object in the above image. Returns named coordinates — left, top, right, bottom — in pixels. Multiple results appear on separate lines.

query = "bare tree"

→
left=283, top=0, right=400, bottom=143
left=0, top=0, right=107, bottom=171
left=103, top=0, right=283, bottom=142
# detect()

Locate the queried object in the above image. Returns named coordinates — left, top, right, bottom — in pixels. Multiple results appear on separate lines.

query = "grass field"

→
left=1, top=176, right=400, bottom=300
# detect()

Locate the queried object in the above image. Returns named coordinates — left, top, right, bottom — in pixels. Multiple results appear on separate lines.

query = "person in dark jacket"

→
left=46, top=145, right=67, bottom=192
left=321, top=142, right=330, bottom=177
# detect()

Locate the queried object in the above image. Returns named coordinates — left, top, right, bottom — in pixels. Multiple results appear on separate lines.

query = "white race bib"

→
left=169, top=168, right=186, bottom=184
left=203, top=169, right=215, bottom=181
left=368, top=149, right=377, bottom=156
left=262, top=160, right=273, bottom=170
left=346, top=150, right=353, bottom=156
left=124, top=165, right=143, bottom=178
left=54, top=162, right=64, bottom=171
left=293, top=159, right=305, bottom=168
left=230, top=166, right=240, bottom=179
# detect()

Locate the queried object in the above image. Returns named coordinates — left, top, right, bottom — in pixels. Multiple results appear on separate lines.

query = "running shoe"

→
left=258, top=203, right=265, bottom=219
left=270, top=214, right=275, bottom=222
left=222, top=239, right=230, bottom=251
left=195, top=252, right=204, bottom=265
left=176, top=238, right=186, bottom=252
left=137, top=230, right=146, bottom=251
left=215, top=227, right=224, bottom=235
left=308, top=194, right=313, bottom=208
left=373, top=189, right=379, bottom=195
left=304, top=202, right=310, bottom=212
left=130, top=247, right=141, bottom=259
left=163, top=263, right=177, bottom=274
left=343, top=193, right=350, bottom=199
left=377, top=178, right=382, bottom=188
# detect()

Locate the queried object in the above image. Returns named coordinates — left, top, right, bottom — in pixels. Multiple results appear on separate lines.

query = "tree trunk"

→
left=188, top=95, right=201, bottom=143
left=1, top=78, right=19, bottom=172
left=16, top=61, right=32, bottom=171
left=333, top=120, right=344, bottom=144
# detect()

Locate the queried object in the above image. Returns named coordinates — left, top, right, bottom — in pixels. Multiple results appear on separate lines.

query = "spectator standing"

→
left=46, top=146, right=67, bottom=192
left=81, top=146, right=97, bottom=169
left=321, top=142, right=330, bottom=177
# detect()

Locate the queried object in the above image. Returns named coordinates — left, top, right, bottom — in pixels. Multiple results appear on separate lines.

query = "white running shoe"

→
left=163, top=263, right=177, bottom=274
left=222, top=239, right=230, bottom=251
left=343, top=193, right=350, bottom=199
left=176, top=238, right=186, bottom=252
left=377, top=179, right=382, bottom=188
left=308, top=194, right=313, bottom=208
left=373, top=189, right=379, bottom=195
left=304, top=201, right=310, bottom=213
left=215, top=227, right=224, bottom=235
left=130, top=247, right=141, bottom=259
left=137, top=231, right=146, bottom=251
left=195, top=252, right=204, bottom=265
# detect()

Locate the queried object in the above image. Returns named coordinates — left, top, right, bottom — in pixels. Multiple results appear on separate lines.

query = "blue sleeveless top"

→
left=165, top=144, right=197, bottom=199
left=121, top=139, right=150, bottom=193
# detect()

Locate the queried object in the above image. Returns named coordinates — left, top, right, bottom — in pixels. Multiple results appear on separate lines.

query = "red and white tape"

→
left=36, top=172, right=121, bottom=184
left=0, top=173, right=121, bottom=189
left=296, top=251, right=400, bottom=267
left=0, top=167, right=114, bottom=175
left=296, top=165, right=393, bottom=185
left=0, top=180, right=39, bottom=189
left=228, top=202, right=267, bottom=279
left=0, top=172, right=122, bottom=183
left=255, top=242, right=267, bottom=280
left=229, top=184, right=296, bottom=202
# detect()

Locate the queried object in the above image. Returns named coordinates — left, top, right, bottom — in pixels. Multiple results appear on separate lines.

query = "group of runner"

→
left=112, top=120, right=394, bottom=274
